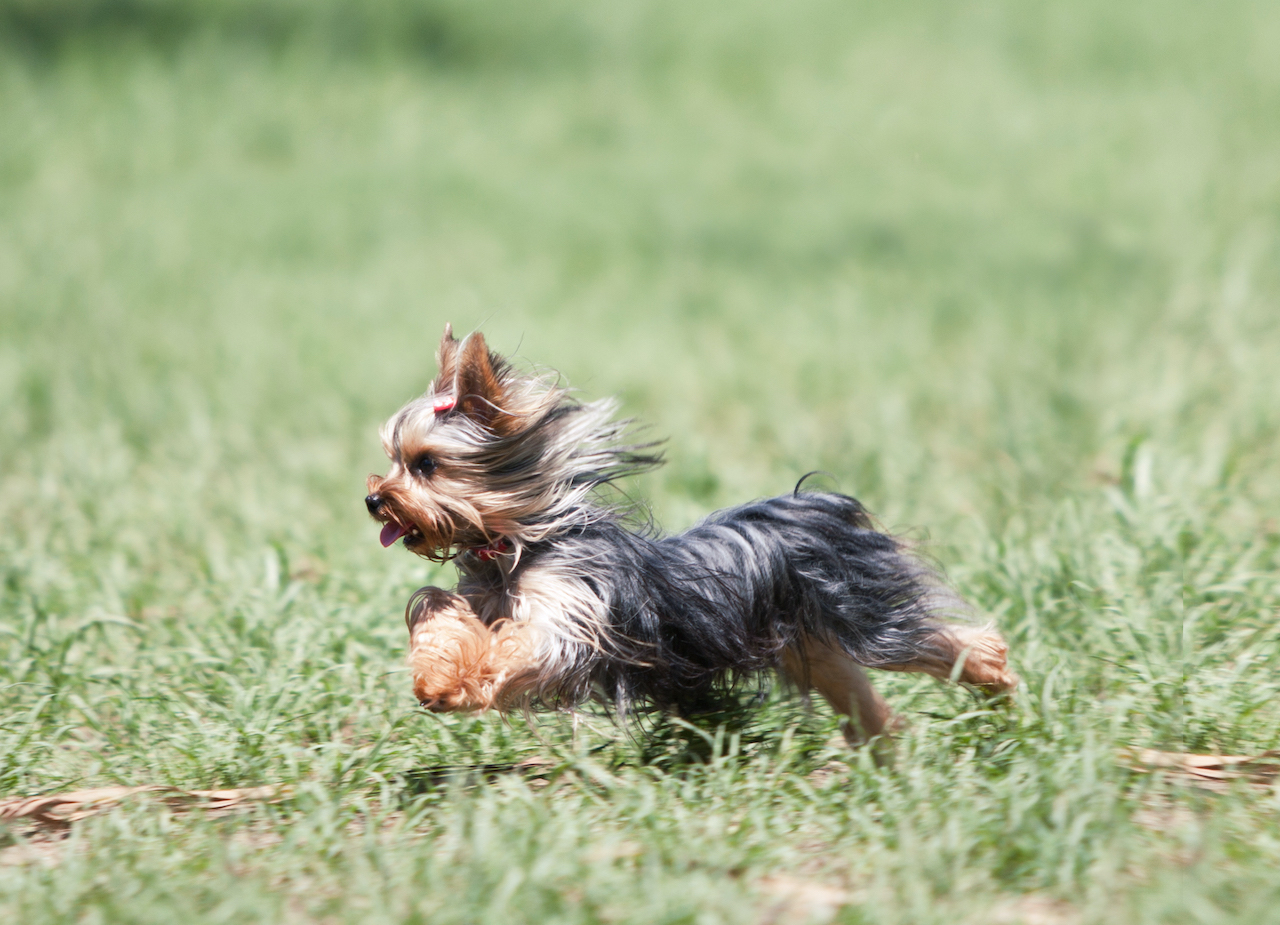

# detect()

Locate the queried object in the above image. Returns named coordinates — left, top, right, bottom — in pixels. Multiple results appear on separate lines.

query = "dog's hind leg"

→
left=405, top=587, right=540, bottom=712
left=782, top=636, right=897, bottom=746
left=882, top=624, right=1019, bottom=695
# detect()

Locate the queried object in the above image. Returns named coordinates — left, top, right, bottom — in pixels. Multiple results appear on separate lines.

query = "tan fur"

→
left=453, top=332, right=514, bottom=433
left=406, top=588, right=541, bottom=711
left=882, top=624, right=1020, bottom=694
left=782, top=626, right=1016, bottom=746
left=435, top=322, right=460, bottom=384
left=782, top=637, right=899, bottom=746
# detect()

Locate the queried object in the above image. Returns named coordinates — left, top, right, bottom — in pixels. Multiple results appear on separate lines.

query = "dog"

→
left=365, top=325, right=1017, bottom=745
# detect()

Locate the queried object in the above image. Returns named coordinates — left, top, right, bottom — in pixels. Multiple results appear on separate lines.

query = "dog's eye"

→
left=412, top=454, right=437, bottom=477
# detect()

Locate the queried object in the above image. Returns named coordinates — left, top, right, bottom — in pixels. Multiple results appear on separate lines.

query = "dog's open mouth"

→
left=379, top=521, right=423, bottom=548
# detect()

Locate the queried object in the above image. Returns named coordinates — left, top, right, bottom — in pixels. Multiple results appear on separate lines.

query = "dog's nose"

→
left=365, top=493, right=383, bottom=515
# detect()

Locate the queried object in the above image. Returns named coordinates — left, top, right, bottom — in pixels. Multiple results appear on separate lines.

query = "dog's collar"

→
left=469, top=537, right=512, bottom=562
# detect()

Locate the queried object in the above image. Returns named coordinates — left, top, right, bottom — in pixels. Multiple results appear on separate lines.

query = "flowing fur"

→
left=368, top=326, right=1018, bottom=744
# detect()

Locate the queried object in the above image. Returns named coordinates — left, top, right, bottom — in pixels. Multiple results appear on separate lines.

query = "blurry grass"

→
left=3, top=0, right=1280, bottom=922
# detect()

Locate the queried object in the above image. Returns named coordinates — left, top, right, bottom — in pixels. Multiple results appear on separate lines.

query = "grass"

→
left=2, top=0, right=1280, bottom=921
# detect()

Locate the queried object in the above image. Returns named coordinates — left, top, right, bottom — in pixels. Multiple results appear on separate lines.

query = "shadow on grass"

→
left=396, top=691, right=839, bottom=798
left=398, top=758, right=559, bottom=795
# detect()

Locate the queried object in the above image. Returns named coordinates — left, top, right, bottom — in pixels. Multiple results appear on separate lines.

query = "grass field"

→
left=3, top=1, right=1280, bottom=921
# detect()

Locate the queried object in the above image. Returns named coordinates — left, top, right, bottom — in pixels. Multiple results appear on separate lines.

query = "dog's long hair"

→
left=367, top=327, right=1016, bottom=739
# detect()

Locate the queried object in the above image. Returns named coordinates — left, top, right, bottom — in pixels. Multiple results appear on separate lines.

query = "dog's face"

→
left=366, top=326, right=508, bottom=557
left=365, top=326, right=555, bottom=558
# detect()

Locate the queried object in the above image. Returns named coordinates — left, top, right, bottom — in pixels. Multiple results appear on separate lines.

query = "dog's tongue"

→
left=380, top=522, right=408, bottom=548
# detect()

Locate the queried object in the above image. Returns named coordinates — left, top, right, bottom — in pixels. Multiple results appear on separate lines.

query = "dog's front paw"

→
left=405, top=587, right=537, bottom=712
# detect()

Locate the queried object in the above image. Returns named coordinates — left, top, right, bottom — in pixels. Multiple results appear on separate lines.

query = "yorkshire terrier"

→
left=366, top=326, right=1017, bottom=745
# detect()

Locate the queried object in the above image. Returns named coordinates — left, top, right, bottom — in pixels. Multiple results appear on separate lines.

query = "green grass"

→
left=3, top=0, right=1280, bottom=921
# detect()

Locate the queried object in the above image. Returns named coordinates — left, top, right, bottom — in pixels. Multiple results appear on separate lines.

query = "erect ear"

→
left=453, top=332, right=511, bottom=430
left=433, top=323, right=460, bottom=390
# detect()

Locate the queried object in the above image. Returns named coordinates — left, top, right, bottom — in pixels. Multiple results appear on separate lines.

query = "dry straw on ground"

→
left=1120, top=749, right=1280, bottom=793
left=0, top=785, right=287, bottom=827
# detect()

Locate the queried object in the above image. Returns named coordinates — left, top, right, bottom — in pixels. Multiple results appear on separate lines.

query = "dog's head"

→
left=365, top=324, right=567, bottom=559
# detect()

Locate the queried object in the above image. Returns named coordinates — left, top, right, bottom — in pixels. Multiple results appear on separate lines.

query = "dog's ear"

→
left=453, top=332, right=511, bottom=431
left=435, top=323, right=460, bottom=386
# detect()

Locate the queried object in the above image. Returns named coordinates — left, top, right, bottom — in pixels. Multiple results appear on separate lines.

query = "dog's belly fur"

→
left=407, top=491, right=1017, bottom=740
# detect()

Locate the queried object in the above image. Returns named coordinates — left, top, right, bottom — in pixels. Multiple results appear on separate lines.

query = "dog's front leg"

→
left=405, top=587, right=539, bottom=712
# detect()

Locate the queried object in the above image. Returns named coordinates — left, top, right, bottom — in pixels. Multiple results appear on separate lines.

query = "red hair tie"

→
left=475, top=538, right=512, bottom=562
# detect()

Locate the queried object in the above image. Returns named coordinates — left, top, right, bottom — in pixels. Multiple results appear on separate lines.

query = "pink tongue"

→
left=380, top=523, right=408, bottom=548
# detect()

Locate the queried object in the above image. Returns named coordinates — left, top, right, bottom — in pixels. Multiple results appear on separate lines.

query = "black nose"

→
left=365, top=494, right=383, bottom=515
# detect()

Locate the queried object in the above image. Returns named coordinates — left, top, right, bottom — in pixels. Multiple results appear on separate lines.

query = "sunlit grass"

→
left=2, top=1, right=1280, bottom=922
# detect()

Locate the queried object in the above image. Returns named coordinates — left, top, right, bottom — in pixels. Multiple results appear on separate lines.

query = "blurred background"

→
left=3, top=0, right=1279, bottom=619
left=2, top=0, right=1279, bottom=673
